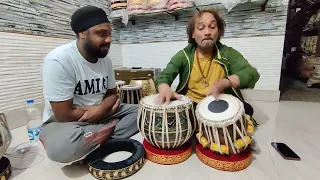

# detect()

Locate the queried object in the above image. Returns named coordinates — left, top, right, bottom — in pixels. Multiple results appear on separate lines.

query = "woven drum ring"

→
left=0, top=157, right=11, bottom=180
left=86, top=139, right=145, bottom=180
left=195, top=94, right=255, bottom=171
left=143, top=139, right=192, bottom=165
left=196, top=143, right=252, bottom=171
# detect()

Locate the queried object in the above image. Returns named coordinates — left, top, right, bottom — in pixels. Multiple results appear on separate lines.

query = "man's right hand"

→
left=78, top=98, right=121, bottom=122
left=108, top=98, right=120, bottom=116
left=156, top=84, right=181, bottom=104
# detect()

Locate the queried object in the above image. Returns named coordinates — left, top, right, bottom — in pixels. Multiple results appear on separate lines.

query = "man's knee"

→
left=40, top=124, right=97, bottom=163
left=111, top=108, right=139, bottom=139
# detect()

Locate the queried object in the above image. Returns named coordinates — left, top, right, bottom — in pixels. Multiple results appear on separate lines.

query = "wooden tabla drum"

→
left=195, top=94, right=255, bottom=171
left=116, top=80, right=126, bottom=95
left=137, top=94, right=196, bottom=165
left=120, top=84, right=143, bottom=104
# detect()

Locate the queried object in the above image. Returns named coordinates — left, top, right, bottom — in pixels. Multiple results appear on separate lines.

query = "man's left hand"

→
left=77, top=105, right=104, bottom=123
left=206, top=78, right=232, bottom=99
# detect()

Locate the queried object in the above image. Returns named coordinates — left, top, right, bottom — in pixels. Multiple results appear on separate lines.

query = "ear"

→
left=78, top=31, right=88, bottom=39
left=78, top=32, right=84, bottom=39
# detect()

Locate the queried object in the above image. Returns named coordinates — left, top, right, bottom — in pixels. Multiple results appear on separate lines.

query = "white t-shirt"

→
left=41, top=40, right=116, bottom=122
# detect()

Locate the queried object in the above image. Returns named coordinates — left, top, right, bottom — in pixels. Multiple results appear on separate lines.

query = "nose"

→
left=105, top=36, right=112, bottom=43
left=204, top=27, right=211, bottom=36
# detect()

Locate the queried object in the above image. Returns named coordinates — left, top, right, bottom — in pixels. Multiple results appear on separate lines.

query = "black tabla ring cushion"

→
left=0, top=157, right=12, bottom=180
left=86, top=139, right=145, bottom=180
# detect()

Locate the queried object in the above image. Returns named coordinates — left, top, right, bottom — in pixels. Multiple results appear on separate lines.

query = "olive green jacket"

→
left=155, top=41, right=260, bottom=101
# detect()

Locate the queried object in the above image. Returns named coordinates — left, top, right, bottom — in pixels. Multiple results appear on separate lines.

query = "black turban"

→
left=71, top=5, right=110, bottom=34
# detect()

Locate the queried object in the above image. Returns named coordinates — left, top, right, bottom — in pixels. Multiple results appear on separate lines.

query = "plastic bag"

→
left=219, top=0, right=248, bottom=12
left=168, top=0, right=195, bottom=10
left=301, top=56, right=320, bottom=80
left=127, top=0, right=148, bottom=15
left=314, top=10, right=320, bottom=26
left=147, top=0, right=168, bottom=12
left=302, top=36, right=318, bottom=54
left=109, top=9, right=129, bottom=25
left=194, top=0, right=216, bottom=6
left=307, top=65, right=320, bottom=87
left=110, top=0, right=128, bottom=11
left=300, top=56, right=316, bottom=79
left=266, top=0, right=287, bottom=7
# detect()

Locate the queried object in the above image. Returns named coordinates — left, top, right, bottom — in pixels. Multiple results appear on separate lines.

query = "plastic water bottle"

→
left=26, top=100, right=42, bottom=145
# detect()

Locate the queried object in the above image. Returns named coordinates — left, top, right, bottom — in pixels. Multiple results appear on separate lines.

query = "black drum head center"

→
left=208, top=100, right=229, bottom=113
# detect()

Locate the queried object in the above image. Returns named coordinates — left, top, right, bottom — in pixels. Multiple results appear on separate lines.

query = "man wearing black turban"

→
left=39, top=6, right=139, bottom=163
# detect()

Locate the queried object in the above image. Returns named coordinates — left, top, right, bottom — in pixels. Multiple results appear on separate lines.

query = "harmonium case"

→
left=114, top=67, right=161, bottom=84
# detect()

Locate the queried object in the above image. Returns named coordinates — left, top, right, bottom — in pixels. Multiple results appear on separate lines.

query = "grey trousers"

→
left=39, top=103, right=139, bottom=164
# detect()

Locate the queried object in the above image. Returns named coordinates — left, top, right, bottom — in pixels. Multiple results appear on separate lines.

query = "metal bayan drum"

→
left=195, top=94, right=255, bottom=171
left=129, top=77, right=156, bottom=97
left=0, top=113, right=12, bottom=179
left=137, top=94, right=196, bottom=149
left=196, top=94, right=254, bottom=155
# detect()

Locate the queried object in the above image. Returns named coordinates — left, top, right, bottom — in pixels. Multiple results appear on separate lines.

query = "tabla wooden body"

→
left=195, top=94, right=254, bottom=155
left=120, top=85, right=143, bottom=104
left=116, top=80, right=126, bottom=95
left=137, top=94, right=196, bottom=149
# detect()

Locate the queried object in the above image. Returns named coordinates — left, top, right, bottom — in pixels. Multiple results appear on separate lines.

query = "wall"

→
left=0, top=0, right=113, bottom=39
left=122, top=35, right=285, bottom=91
left=0, top=32, right=122, bottom=125
left=0, top=0, right=122, bottom=129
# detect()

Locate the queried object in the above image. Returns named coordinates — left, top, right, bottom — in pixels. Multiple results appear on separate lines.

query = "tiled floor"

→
left=280, top=77, right=320, bottom=102
left=5, top=100, right=320, bottom=180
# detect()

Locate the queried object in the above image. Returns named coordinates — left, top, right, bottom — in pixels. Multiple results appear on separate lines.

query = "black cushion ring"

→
left=86, top=139, right=145, bottom=180
left=0, top=157, right=12, bottom=180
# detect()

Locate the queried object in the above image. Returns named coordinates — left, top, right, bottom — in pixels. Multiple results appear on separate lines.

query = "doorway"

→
left=280, top=0, right=320, bottom=102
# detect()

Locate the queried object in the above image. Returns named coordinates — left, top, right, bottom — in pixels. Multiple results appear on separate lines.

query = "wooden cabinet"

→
left=114, top=67, right=161, bottom=84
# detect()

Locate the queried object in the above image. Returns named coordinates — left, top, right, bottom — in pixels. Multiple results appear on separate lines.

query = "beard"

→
left=84, top=39, right=110, bottom=59
left=197, top=38, right=215, bottom=49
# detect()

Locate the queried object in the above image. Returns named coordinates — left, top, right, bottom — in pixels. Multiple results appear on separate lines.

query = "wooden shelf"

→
left=303, top=26, right=320, bottom=36
left=288, top=0, right=320, bottom=29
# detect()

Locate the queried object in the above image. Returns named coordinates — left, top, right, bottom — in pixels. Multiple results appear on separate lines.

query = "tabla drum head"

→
left=140, top=94, right=193, bottom=111
left=121, top=84, right=142, bottom=90
left=196, top=94, right=244, bottom=127
left=116, top=80, right=125, bottom=86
